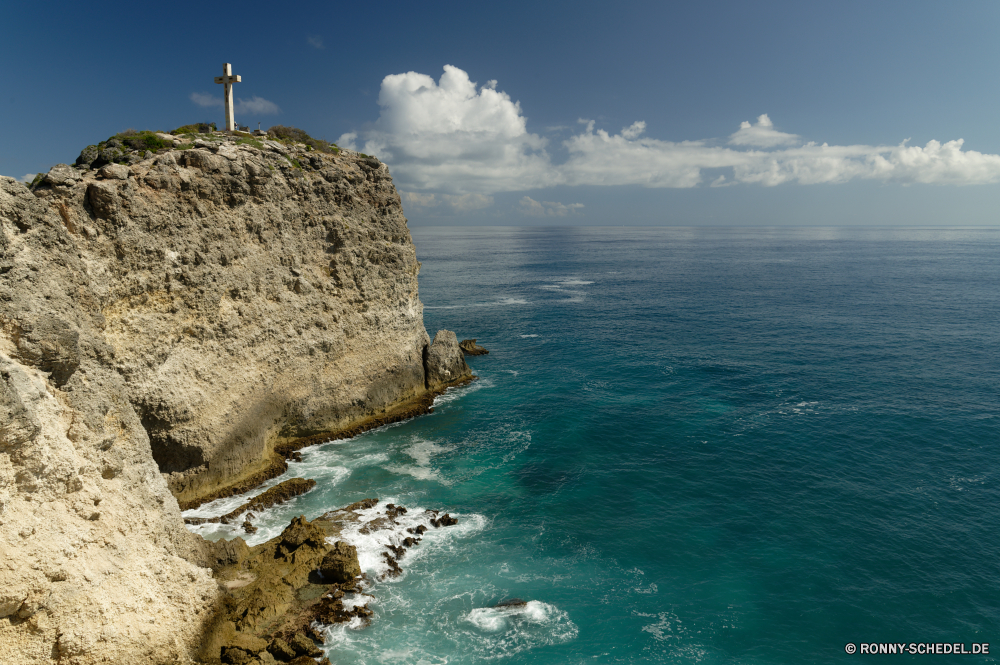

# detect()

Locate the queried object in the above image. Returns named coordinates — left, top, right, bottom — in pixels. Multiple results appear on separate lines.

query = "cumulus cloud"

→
left=18, top=173, right=36, bottom=183
left=342, top=65, right=1000, bottom=194
left=190, top=92, right=281, bottom=115
left=728, top=114, right=800, bottom=147
left=339, top=65, right=553, bottom=194
left=307, top=35, right=324, bottom=49
left=518, top=196, right=584, bottom=217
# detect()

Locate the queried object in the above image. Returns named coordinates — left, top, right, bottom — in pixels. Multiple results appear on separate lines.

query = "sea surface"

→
left=186, top=227, right=1000, bottom=663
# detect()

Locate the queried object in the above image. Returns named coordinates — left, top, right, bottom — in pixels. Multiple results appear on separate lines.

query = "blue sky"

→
left=3, top=0, right=999, bottom=225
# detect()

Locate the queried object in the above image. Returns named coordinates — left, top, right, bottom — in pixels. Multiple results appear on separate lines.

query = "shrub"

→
left=266, top=125, right=339, bottom=154
left=171, top=122, right=216, bottom=135
left=236, top=137, right=264, bottom=150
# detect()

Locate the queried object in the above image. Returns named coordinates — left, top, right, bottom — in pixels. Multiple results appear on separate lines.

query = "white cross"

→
left=213, top=63, right=241, bottom=132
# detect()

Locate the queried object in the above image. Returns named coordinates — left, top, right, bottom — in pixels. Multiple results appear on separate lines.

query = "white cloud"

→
left=728, top=114, right=800, bottom=147
left=190, top=92, right=220, bottom=108
left=307, top=35, right=324, bottom=49
left=400, top=191, right=495, bottom=214
left=339, top=65, right=554, bottom=194
left=342, top=65, right=1000, bottom=194
left=236, top=96, right=281, bottom=115
left=18, top=173, right=36, bottom=183
left=518, top=196, right=584, bottom=217
left=190, top=92, right=281, bottom=115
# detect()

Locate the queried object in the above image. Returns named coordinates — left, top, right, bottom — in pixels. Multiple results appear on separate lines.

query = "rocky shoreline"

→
left=0, top=127, right=478, bottom=663
left=192, top=497, right=462, bottom=664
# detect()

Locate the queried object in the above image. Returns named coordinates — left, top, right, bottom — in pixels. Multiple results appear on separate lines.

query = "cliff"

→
left=0, top=132, right=472, bottom=663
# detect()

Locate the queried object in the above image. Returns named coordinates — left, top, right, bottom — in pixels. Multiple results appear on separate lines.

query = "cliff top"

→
left=27, top=125, right=354, bottom=189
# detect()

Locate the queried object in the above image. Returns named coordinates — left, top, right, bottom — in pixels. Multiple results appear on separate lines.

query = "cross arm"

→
left=214, top=75, right=242, bottom=84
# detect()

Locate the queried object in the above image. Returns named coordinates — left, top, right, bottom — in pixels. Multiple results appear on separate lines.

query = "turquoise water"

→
left=187, top=227, right=1000, bottom=663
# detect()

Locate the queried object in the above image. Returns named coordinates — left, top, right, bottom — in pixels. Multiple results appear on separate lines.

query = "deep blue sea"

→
left=187, top=227, right=1000, bottom=663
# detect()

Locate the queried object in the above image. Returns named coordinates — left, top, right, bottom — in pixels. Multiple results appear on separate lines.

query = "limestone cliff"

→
left=0, top=133, right=471, bottom=663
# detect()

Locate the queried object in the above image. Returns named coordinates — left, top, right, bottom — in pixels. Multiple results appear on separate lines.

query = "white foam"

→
left=432, top=376, right=489, bottom=406
left=336, top=499, right=487, bottom=582
left=557, top=279, right=593, bottom=286
left=425, top=297, right=529, bottom=309
left=459, top=600, right=579, bottom=656
left=519, top=334, right=539, bottom=338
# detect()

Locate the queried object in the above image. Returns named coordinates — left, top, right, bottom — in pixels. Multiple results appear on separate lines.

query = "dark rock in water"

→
left=460, top=338, right=490, bottom=356
left=289, top=632, right=322, bottom=657
left=184, top=477, right=319, bottom=526
left=242, top=519, right=257, bottom=534
left=402, top=537, right=420, bottom=548
left=387, top=544, right=405, bottom=559
left=290, top=451, right=303, bottom=462
left=431, top=513, right=458, bottom=528
left=381, top=552, right=402, bottom=578
left=426, top=330, right=472, bottom=390
left=318, top=541, right=361, bottom=583
left=267, top=637, right=296, bottom=661
left=495, top=598, right=528, bottom=608
left=407, top=524, right=428, bottom=535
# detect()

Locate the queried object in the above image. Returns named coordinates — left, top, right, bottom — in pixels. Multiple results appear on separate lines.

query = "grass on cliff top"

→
left=171, top=122, right=217, bottom=135
left=267, top=125, right=339, bottom=154
left=103, top=129, right=173, bottom=153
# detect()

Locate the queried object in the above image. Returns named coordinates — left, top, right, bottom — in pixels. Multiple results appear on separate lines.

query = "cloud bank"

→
left=340, top=66, right=1000, bottom=196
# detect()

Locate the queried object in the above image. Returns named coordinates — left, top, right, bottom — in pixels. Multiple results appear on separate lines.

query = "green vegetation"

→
left=114, top=129, right=172, bottom=153
left=287, top=157, right=303, bottom=169
left=236, top=137, right=265, bottom=150
left=171, top=122, right=216, bottom=135
left=266, top=125, right=339, bottom=154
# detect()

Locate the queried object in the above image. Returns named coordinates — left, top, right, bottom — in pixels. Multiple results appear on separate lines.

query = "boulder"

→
left=75, top=145, right=98, bottom=168
left=318, top=541, right=361, bottom=583
left=42, top=163, right=82, bottom=188
left=267, top=637, right=296, bottom=661
left=279, top=515, right=327, bottom=552
left=288, top=632, right=322, bottom=657
left=459, top=338, right=490, bottom=356
left=86, top=181, right=120, bottom=222
left=14, top=315, right=80, bottom=387
left=98, top=163, right=130, bottom=180
left=425, top=329, right=471, bottom=390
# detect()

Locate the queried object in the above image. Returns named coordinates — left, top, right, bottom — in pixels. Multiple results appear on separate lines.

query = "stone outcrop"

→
left=0, top=133, right=473, bottom=663
left=459, top=338, right=489, bottom=356
left=425, top=330, right=471, bottom=390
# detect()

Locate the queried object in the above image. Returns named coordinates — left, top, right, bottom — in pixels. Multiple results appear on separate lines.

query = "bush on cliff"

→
left=171, top=122, right=217, bottom=135
left=75, top=129, right=172, bottom=169
left=267, top=125, right=339, bottom=154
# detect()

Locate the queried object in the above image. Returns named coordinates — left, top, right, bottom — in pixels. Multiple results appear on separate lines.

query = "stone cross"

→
left=213, top=63, right=241, bottom=132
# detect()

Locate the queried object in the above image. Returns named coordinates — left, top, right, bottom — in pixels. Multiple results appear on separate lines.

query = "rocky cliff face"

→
left=0, top=134, right=471, bottom=663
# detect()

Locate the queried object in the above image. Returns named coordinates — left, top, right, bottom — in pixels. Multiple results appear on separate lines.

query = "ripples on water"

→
left=186, top=227, right=1000, bottom=664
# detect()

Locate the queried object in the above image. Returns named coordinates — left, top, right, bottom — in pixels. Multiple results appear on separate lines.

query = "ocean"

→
left=185, top=226, right=1000, bottom=663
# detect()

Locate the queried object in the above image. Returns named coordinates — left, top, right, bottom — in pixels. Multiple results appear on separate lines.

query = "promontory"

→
left=0, top=128, right=472, bottom=663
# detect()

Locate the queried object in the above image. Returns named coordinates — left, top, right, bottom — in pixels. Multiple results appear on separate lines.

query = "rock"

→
left=431, top=513, right=458, bottom=528
left=279, top=515, right=327, bottom=552
left=267, top=637, right=296, bottom=661
left=425, top=330, right=472, bottom=390
left=242, top=518, right=257, bottom=534
left=98, top=163, right=130, bottom=180
left=75, top=145, right=98, bottom=168
left=94, top=145, right=123, bottom=167
left=13, top=315, right=80, bottom=387
left=318, top=541, right=361, bottom=583
left=42, top=163, right=81, bottom=187
left=402, top=537, right=420, bottom=548
left=288, top=632, right=322, bottom=657
left=221, top=645, right=255, bottom=664
left=86, top=180, right=120, bottom=222
left=459, top=338, right=490, bottom=355
left=495, top=598, right=528, bottom=608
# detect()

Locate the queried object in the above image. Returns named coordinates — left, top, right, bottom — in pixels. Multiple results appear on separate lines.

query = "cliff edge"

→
left=0, top=132, right=471, bottom=663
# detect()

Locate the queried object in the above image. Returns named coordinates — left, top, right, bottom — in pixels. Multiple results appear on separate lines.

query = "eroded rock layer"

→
left=0, top=135, right=472, bottom=663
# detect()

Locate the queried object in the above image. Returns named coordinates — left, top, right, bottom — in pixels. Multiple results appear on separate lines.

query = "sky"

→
left=3, top=0, right=1000, bottom=226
